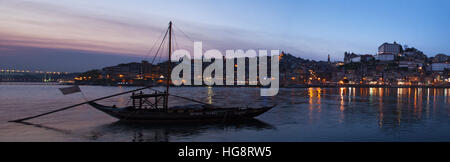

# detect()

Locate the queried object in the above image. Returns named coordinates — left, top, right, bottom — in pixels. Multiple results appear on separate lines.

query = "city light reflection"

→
left=207, top=86, right=213, bottom=104
left=301, top=87, right=448, bottom=129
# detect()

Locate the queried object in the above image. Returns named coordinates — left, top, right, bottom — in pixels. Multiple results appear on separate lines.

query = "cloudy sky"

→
left=1, top=0, right=449, bottom=72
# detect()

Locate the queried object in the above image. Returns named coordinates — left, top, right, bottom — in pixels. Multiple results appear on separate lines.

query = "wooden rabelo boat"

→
left=88, top=101, right=275, bottom=122
left=88, top=21, right=275, bottom=122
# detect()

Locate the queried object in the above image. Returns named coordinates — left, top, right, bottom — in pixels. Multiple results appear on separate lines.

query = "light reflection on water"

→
left=0, top=83, right=449, bottom=142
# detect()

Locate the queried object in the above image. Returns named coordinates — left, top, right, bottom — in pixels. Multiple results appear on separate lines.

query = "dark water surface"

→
left=0, top=83, right=449, bottom=142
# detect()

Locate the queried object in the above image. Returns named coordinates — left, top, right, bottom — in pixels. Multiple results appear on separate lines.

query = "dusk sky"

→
left=1, top=0, right=449, bottom=72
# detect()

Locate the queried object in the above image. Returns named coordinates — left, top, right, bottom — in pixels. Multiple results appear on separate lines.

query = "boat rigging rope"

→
left=173, top=24, right=210, bottom=53
left=172, top=28, right=181, bottom=53
left=143, top=26, right=169, bottom=62
left=150, top=27, right=169, bottom=65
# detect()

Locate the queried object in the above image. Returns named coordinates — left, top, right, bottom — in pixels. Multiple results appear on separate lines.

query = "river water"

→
left=0, top=83, right=449, bottom=142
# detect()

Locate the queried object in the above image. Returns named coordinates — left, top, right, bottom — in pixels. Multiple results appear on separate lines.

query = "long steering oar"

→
left=9, top=86, right=154, bottom=123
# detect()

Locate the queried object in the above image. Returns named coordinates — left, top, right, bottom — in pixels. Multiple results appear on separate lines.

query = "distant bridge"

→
left=0, top=69, right=70, bottom=75
left=0, top=69, right=75, bottom=82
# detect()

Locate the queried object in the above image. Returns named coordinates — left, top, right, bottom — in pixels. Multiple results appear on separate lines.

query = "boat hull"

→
left=88, top=102, right=274, bottom=122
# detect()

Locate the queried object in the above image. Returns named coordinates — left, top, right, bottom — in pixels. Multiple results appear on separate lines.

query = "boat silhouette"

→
left=88, top=21, right=275, bottom=122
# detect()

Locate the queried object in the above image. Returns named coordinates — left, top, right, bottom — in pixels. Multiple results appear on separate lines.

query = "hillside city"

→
left=1, top=42, right=449, bottom=87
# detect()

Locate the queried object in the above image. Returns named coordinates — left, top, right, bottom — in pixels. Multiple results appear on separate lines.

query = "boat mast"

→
left=165, top=21, right=172, bottom=109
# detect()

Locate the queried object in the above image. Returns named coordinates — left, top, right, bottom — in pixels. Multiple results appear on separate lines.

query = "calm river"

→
left=0, top=83, right=449, bottom=141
